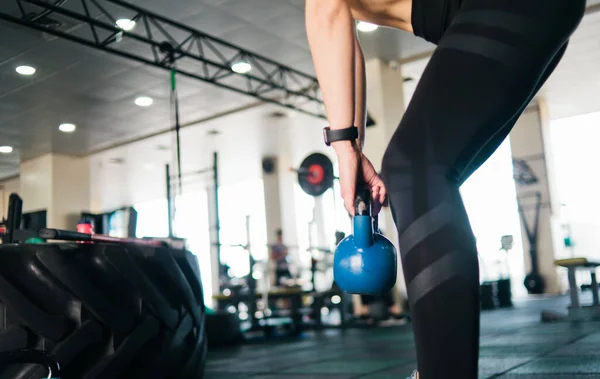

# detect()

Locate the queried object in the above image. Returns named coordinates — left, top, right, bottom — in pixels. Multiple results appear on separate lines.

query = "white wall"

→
left=89, top=104, right=313, bottom=212
left=12, top=154, right=91, bottom=230
left=51, top=155, right=90, bottom=230
left=20, top=154, right=53, bottom=214
left=0, top=176, right=20, bottom=220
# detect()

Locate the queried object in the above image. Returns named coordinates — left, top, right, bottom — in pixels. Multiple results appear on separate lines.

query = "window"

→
left=460, top=138, right=526, bottom=297
left=135, top=191, right=212, bottom=305
left=218, top=179, right=268, bottom=279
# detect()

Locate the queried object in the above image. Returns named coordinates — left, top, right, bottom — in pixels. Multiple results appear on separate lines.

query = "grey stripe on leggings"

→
left=399, top=201, right=453, bottom=258
left=451, top=10, right=542, bottom=41
left=439, top=34, right=527, bottom=67
left=407, top=250, right=474, bottom=305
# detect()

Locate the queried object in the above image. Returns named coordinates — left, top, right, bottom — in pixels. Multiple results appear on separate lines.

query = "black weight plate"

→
left=298, top=153, right=334, bottom=197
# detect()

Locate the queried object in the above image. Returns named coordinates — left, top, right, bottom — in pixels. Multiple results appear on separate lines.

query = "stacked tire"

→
left=0, top=243, right=206, bottom=379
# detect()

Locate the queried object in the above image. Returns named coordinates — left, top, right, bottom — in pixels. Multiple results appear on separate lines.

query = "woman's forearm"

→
left=354, top=34, right=367, bottom=150
left=306, top=0, right=356, bottom=153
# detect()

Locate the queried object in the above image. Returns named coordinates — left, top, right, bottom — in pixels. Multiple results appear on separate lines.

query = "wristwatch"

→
left=323, top=126, right=359, bottom=146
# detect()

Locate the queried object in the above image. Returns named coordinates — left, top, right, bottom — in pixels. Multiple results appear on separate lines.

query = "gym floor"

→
left=207, top=295, right=600, bottom=378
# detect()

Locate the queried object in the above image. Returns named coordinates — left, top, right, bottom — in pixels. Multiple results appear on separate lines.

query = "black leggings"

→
left=380, top=0, right=585, bottom=377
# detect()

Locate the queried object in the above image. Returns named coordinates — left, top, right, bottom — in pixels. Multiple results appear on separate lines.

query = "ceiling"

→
left=0, top=0, right=434, bottom=179
left=0, top=0, right=598, bottom=180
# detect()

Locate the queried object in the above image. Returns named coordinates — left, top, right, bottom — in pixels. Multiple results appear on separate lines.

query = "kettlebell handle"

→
left=354, top=185, right=371, bottom=217
left=354, top=185, right=379, bottom=229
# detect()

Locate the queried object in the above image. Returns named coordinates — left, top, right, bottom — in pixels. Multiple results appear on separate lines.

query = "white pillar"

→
left=262, top=157, right=282, bottom=245
left=277, top=131, right=300, bottom=264
left=206, top=169, right=221, bottom=303
left=509, top=101, right=562, bottom=294
left=19, top=153, right=90, bottom=230
left=0, top=176, right=21, bottom=220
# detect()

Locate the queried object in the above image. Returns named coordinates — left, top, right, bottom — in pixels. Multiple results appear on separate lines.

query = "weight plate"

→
left=298, top=153, right=334, bottom=197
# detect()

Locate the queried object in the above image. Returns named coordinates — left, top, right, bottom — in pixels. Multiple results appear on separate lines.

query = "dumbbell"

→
left=334, top=185, right=397, bottom=294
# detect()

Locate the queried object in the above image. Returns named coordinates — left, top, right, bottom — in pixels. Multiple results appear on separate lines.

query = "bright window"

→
left=135, top=191, right=212, bottom=305
left=218, top=179, right=268, bottom=279
left=460, top=138, right=526, bottom=298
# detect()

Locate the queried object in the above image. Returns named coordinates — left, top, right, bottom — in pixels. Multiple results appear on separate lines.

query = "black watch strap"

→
left=323, top=126, right=359, bottom=146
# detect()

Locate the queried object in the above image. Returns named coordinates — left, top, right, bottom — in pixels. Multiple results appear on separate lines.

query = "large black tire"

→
left=0, top=243, right=206, bottom=379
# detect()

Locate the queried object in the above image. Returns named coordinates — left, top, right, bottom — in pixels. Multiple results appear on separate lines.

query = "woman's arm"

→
left=354, top=32, right=367, bottom=149
left=305, top=0, right=357, bottom=155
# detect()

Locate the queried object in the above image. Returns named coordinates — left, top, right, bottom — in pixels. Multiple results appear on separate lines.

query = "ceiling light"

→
left=16, top=65, right=36, bottom=76
left=59, top=123, right=76, bottom=133
left=135, top=96, right=154, bottom=107
left=116, top=18, right=136, bottom=31
left=357, top=21, right=379, bottom=32
left=0, top=146, right=13, bottom=154
left=231, top=61, right=252, bottom=74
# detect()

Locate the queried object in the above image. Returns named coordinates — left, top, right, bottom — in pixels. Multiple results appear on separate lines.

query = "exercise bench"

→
left=543, top=258, right=600, bottom=322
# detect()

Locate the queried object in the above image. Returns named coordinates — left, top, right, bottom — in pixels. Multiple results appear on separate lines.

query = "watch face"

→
left=323, top=128, right=330, bottom=145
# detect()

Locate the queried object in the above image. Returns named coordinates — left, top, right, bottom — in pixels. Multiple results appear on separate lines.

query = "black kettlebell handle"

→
left=354, top=185, right=371, bottom=217
left=354, top=185, right=381, bottom=233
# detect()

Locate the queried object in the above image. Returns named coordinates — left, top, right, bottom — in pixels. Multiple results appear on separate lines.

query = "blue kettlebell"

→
left=334, top=186, right=397, bottom=294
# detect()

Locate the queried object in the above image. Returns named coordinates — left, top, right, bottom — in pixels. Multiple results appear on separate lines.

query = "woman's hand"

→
left=334, top=142, right=387, bottom=216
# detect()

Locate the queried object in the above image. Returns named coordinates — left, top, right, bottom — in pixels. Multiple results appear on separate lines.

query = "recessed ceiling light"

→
left=59, top=123, right=76, bottom=133
left=0, top=146, right=13, bottom=154
left=231, top=61, right=252, bottom=74
left=357, top=21, right=379, bottom=32
left=135, top=96, right=154, bottom=107
left=116, top=18, right=136, bottom=31
left=16, top=65, right=36, bottom=76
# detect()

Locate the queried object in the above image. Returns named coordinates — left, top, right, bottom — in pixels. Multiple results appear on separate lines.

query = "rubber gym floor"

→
left=206, top=295, right=600, bottom=378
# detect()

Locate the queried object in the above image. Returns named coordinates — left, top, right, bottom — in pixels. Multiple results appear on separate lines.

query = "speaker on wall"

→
left=262, top=157, right=277, bottom=174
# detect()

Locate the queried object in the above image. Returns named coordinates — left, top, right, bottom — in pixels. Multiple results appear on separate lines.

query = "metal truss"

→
left=0, top=0, right=325, bottom=118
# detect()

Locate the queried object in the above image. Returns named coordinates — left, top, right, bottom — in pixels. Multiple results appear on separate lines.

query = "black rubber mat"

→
left=206, top=295, right=600, bottom=378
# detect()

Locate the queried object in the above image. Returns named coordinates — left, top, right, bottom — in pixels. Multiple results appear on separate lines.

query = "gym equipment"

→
left=480, top=282, right=497, bottom=310
left=0, top=242, right=206, bottom=378
left=334, top=186, right=397, bottom=295
left=542, top=258, right=600, bottom=323
left=0, top=349, right=61, bottom=378
left=513, top=158, right=539, bottom=186
left=517, top=192, right=545, bottom=294
left=0, top=0, right=326, bottom=119
left=206, top=313, right=243, bottom=348
left=165, top=152, right=224, bottom=282
left=0, top=194, right=40, bottom=244
left=39, top=228, right=166, bottom=247
left=497, top=235, right=513, bottom=308
left=294, top=153, right=335, bottom=197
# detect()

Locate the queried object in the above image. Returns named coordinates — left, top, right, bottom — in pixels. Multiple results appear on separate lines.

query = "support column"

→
left=262, top=156, right=283, bottom=288
left=0, top=176, right=21, bottom=220
left=509, top=101, right=561, bottom=294
left=277, top=133, right=300, bottom=267
left=206, top=165, right=221, bottom=303
left=262, top=157, right=282, bottom=245
left=19, top=153, right=90, bottom=230
left=363, top=58, right=407, bottom=306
